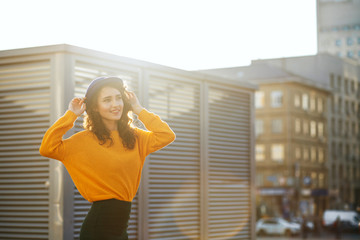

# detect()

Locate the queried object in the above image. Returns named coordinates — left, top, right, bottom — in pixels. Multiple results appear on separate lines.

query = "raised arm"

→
left=39, top=97, right=85, bottom=160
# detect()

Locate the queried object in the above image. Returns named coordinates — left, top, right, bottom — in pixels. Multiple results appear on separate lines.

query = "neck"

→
left=102, top=120, right=118, bottom=131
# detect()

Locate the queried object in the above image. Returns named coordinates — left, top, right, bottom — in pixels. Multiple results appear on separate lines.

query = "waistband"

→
left=92, top=198, right=132, bottom=207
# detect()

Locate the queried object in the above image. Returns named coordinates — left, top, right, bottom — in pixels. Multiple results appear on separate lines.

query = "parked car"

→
left=290, top=216, right=314, bottom=231
left=322, top=210, right=360, bottom=232
left=256, top=217, right=301, bottom=236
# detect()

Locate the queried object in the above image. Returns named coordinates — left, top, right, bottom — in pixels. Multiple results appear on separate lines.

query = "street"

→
left=256, top=230, right=360, bottom=240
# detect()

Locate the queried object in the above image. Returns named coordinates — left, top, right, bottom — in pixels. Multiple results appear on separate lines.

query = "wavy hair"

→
left=83, top=80, right=136, bottom=149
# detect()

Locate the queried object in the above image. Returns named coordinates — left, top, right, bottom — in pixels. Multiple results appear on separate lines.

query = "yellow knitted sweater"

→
left=39, top=109, right=175, bottom=202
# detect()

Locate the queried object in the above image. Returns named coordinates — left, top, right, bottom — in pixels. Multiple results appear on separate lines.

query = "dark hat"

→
left=85, top=76, right=124, bottom=101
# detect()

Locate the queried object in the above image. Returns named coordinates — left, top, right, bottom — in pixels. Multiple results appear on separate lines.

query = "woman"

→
left=39, top=76, right=175, bottom=239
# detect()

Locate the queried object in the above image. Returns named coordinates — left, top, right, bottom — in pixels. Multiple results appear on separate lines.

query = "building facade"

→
left=317, top=0, right=360, bottom=61
left=202, top=53, right=360, bottom=219
left=254, top=80, right=329, bottom=219
left=0, top=44, right=256, bottom=239
left=256, top=54, right=360, bottom=212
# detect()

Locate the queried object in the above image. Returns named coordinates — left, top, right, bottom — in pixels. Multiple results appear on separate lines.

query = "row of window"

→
left=255, top=144, right=325, bottom=164
left=256, top=172, right=325, bottom=188
left=324, top=24, right=360, bottom=32
left=256, top=118, right=325, bottom=138
left=255, top=90, right=325, bottom=113
left=255, top=91, right=283, bottom=108
left=295, top=146, right=325, bottom=164
left=330, top=74, right=359, bottom=95
left=331, top=164, right=360, bottom=182
left=331, top=96, right=359, bottom=115
left=256, top=144, right=284, bottom=162
left=294, top=119, right=325, bottom=138
left=335, top=36, right=360, bottom=47
left=331, top=142, right=360, bottom=161
left=339, top=50, right=360, bottom=59
left=294, top=93, right=324, bottom=113
left=331, top=118, right=360, bottom=138
left=255, top=119, right=283, bottom=136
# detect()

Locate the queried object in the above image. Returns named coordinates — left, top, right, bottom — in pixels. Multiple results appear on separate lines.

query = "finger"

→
left=124, top=90, right=132, bottom=100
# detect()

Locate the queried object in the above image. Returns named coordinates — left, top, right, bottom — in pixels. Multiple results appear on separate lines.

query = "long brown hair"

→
left=83, top=80, right=136, bottom=149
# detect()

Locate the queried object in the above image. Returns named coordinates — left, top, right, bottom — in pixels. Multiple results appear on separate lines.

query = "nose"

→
left=112, top=98, right=123, bottom=107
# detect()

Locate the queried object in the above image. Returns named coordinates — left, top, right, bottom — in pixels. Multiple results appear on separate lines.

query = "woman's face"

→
left=96, top=86, right=124, bottom=127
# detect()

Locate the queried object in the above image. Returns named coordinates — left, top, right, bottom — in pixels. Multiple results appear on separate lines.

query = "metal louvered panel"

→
left=148, top=76, right=201, bottom=239
left=0, top=60, right=51, bottom=239
left=207, top=86, right=252, bottom=239
left=72, top=60, right=140, bottom=240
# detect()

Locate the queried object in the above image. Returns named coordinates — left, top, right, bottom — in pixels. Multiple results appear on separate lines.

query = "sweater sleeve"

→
left=136, top=109, right=176, bottom=157
left=39, top=110, right=78, bottom=161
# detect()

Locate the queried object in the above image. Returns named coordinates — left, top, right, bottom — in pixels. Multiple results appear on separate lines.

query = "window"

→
left=352, top=122, right=356, bottom=137
left=338, top=97, right=342, bottom=113
left=310, top=121, right=317, bottom=137
left=339, top=143, right=343, bottom=157
left=255, top=119, right=264, bottom=137
left=347, top=51, right=354, bottom=58
left=295, top=118, right=301, bottom=134
left=345, top=100, right=350, bottom=115
left=303, top=121, right=309, bottom=135
left=255, top=91, right=265, bottom=108
left=351, top=80, right=355, bottom=93
left=256, top=144, right=265, bottom=161
left=345, top=121, right=349, bottom=137
left=338, top=119, right=343, bottom=136
left=256, top=174, right=264, bottom=185
left=271, top=91, right=283, bottom=108
left=318, top=148, right=324, bottom=163
left=295, top=147, right=301, bottom=160
left=330, top=73, right=335, bottom=88
left=294, top=94, right=301, bottom=107
left=310, top=96, right=316, bottom=111
left=332, top=96, right=337, bottom=113
left=319, top=173, right=324, bottom=188
left=335, top=39, right=341, bottom=46
left=317, top=97, right=324, bottom=113
left=311, top=147, right=317, bottom=162
left=332, top=118, right=336, bottom=136
left=311, top=172, right=317, bottom=187
left=271, top=144, right=284, bottom=162
left=302, top=93, right=309, bottom=110
left=358, top=37, right=360, bottom=44
left=303, top=147, right=309, bottom=161
left=344, top=78, right=349, bottom=94
left=272, top=119, right=282, bottom=133
left=337, top=76, right=342, bottom=91
left=318, top=122, right=324, bottom=138
left=332, top=142, right=336, bottom=157
left=347, top=37, right=353, bottom=46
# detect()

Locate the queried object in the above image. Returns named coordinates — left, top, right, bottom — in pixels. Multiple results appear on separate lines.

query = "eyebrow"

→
left=101, top=94, right=122, bottom=100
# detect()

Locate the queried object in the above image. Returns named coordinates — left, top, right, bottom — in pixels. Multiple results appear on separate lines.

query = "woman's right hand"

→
left=68, top=97, right=86, bottom=116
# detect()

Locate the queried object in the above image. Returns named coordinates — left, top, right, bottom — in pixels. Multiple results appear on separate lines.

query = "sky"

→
left=0, top=0, right=317, bottom=70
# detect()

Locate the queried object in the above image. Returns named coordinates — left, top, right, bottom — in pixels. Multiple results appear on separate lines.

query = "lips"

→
left=111, top=109, right=121, bottom=114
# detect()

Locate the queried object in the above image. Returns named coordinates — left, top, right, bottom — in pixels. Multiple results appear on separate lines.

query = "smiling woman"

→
left=39, top=76, right=176, bottom=239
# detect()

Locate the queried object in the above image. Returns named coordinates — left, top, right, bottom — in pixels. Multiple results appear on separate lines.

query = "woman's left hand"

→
left=125, top=90, right=144, bottom=115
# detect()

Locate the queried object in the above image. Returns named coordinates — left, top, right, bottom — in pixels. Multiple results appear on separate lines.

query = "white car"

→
left=256, top=217, right=301, bottom=236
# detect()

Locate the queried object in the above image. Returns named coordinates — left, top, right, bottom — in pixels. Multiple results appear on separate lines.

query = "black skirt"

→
left=80, top=199, right=132, bottom=240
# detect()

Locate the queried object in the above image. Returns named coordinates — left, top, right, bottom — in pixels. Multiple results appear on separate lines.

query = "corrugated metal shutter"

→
left=207, top=86, right=252, bottom=239
left=147, top=75, right=201, bottom=239
left=72, top=60, right=140, bottom=239
left=0, top=60, right=51, bottom=239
